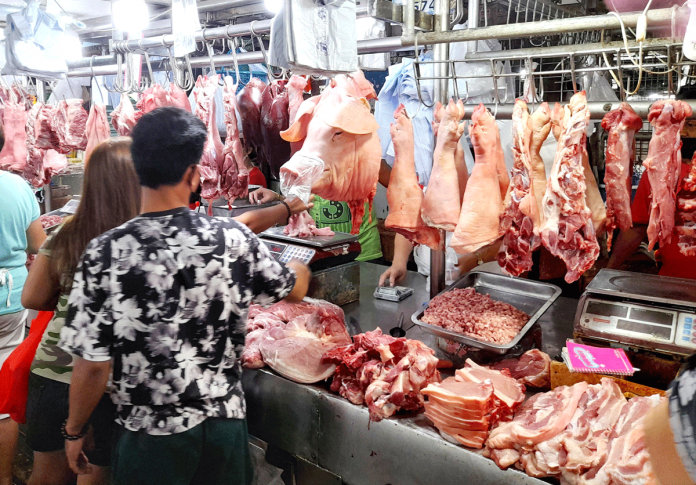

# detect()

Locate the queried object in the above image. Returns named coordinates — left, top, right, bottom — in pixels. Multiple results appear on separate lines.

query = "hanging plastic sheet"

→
left=2, top=0, right=70, bottom=80
left=269, top=0, right=358, bottom=76
left=172, top=0, right=201, bottom=58
left=356, top=18, right=388, bottom=71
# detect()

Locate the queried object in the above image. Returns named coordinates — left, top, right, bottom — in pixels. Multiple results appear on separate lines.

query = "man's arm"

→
left=284, top=260, right=311, bottom=302
left=234, top=196, right=312, bottom=234
left=644, top=399, right=695, bottom=485
left=379, top=159, right=392, bottom=188
left=65, top=358, right=111, bottom=475
left=379, top=233, right=413, bottom=287
left=607, top=224, right=648, bottom=270
left=25, top=218, right=46, bottom=254
left=457, top=238, right=503, bottom=274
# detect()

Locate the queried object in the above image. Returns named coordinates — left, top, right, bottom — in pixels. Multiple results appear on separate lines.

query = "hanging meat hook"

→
left=250, top=21, right=275, bottom=81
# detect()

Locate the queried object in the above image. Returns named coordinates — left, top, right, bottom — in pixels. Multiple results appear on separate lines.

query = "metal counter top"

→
left=243, top=262, right=579, bottom=485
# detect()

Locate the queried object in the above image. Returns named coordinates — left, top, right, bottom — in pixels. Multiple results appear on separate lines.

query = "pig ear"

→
left=322, top=97, right=378, bottom=134
left=281, top=97, right=320, bottom=142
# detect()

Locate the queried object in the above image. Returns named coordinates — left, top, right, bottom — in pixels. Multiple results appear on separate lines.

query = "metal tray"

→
left=412, top=271, right=561, bottom=354
left=261, top=226, right=359, bottom=249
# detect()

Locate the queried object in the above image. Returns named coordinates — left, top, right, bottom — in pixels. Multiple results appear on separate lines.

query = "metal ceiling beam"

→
left=403, top=7, right=675, bottom=44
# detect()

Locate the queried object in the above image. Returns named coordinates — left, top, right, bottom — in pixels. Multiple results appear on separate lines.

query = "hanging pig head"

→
left=280, top=87, right=381, bottom=235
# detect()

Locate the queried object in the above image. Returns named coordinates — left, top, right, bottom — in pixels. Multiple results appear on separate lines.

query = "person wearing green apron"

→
left=308, top=196, right=382, bottom=262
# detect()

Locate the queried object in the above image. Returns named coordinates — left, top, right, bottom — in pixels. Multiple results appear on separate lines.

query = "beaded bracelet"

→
left=61, top=420, right=88, bottom=441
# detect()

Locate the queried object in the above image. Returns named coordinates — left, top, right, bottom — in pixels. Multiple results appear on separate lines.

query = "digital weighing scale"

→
left=575, top=269, right=696, bottom=357
left=259, top=226, right=362, bottom=305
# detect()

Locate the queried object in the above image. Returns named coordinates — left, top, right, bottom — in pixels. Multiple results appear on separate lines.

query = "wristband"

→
left=280, top=200, right=292, bottom=225
left=61, top=420, right=88, bottom=441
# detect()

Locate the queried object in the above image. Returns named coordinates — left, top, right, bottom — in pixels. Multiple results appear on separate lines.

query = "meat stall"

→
left=29, top=0, right=696, bottom=484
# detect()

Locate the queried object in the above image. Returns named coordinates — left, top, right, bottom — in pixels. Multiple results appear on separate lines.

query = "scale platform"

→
left=575, top=269, right=696, bottom=356
left=259, top=226, right=360, bottom=271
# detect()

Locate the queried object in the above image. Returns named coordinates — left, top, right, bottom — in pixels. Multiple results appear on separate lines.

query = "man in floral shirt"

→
left=58, top=107, right=311, bottom=485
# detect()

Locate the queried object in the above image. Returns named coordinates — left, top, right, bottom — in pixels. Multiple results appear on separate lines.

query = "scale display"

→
left=578, top=298, right=696, bottom=351
left=261, top=240, right=315, bottom=264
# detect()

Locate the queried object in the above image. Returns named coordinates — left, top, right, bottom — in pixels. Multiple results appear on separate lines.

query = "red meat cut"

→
left=643, top=99, right=692, bottom=250
left=601, top=103, right=644, bottom=250
left=237, top=78, right=267, bottom=168
left=498, top=99, right=541, bottom=276
left=540, top=92, right=599, bottom=283
left=260, top=80, right=291, bottom=179
left=111, top=94, right=137, bottom=136
left=489, top=349, right=551, bottom=388
left=53, top=99, right=88, bottom=153
left=84, top=104, right=110, bottom=163
left=194, top=75, right=225, bottom=213
left=0, top=101, right=28, bottom=173
left=242, top=298, right=351, bottom=383
left=221, top=77, right=249, bottom=205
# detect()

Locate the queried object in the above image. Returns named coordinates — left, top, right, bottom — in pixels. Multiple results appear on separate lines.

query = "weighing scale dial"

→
left=579, top=298, right=696, bottom=351
left=262, top=240, right=316, bottom=264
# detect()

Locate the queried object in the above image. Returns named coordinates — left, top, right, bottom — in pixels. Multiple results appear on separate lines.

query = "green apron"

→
left=308, top=196, right=382, bottom=262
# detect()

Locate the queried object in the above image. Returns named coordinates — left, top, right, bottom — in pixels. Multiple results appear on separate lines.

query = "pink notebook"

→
left=563, top=342, right=635, bottom=376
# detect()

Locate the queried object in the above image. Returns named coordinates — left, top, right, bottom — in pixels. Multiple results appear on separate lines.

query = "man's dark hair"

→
left=130, top=107, right=207, bottom=188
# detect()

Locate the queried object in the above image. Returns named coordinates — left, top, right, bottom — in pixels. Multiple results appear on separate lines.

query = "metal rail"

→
left=66, top=37, right=408, bottom=77
left=110, top=18, right=272, bottom=53
left=401, top=7, right=675, bottom=44
left=442, top=101, right=696, bottom=120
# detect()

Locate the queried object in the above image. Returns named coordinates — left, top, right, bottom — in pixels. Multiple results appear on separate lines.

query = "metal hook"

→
left=229, top=37, right=241, bottom=89
left=526, top=57, right=536, bottom=110
left=90, top=56, right=106, bottom=103
left=412, top=33, right=435, bottom=110
left=250, top=21, right=274, bottom=81
left=205, top=41, right=216, bottom=76
left=569, top=54, right=578, bottom=94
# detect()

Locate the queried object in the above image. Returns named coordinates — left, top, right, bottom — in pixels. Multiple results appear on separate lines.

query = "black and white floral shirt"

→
left=59, top=207, right=296, bottom=435
left=669, top=353, right=696, bottom=482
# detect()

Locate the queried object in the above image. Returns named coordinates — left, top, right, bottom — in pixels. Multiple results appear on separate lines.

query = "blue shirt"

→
left=0, top=171, right=40, bottom=315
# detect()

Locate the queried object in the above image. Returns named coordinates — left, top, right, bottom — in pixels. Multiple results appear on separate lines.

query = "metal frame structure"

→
left=59, top=1, right=695, bottom=296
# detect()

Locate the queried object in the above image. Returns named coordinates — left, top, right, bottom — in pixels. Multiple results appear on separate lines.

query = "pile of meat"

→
left=486, top=378, right=662, bottom=485
left=280, top=71, right=381, bottom=235
left=242, top=298, right=351, bottom=384
left=421, top=288, right=529, bottom=344
left=322, top=328, right=441, bottom=422
left=677, top=152, right=696, bottom=255
left=422, top=360, right=525, bottom=448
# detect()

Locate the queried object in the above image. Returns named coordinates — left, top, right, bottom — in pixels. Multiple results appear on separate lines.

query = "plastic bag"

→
left=280, top=153, right=325, bottom=203
left=356, top=18, right=388, bottom=71
left=2, top=1, right=69, bottom=80
left=172, top=0, right=200, bottom=57
left=0, top=311, right=53, bottom=423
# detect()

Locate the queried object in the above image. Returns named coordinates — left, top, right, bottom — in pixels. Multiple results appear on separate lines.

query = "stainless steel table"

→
left=243, top=262, right=578, bottom=485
